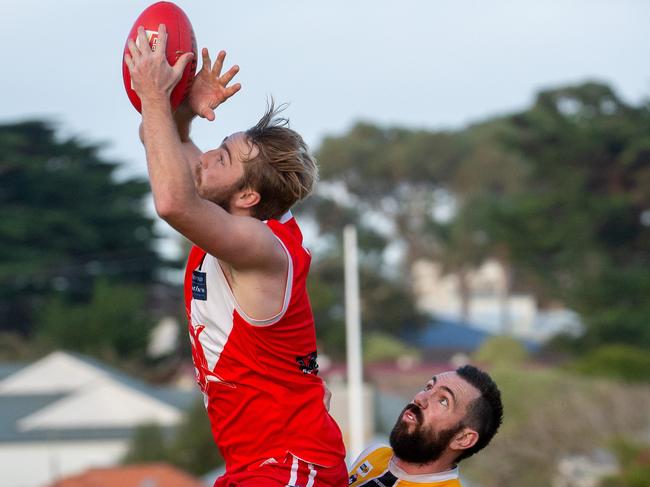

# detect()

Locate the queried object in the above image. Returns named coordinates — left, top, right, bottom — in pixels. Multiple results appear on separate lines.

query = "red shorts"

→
left=214, top=454, right=348, bottom=487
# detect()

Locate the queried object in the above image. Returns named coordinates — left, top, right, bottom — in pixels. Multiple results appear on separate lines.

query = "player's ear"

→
left=449, top=427, right=478, bottom=452
left=235, top=187, right=261, bottom=210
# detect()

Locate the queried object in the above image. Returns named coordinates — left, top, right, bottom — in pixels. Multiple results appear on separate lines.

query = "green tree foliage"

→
left=122, top=423, right=172, bottom=465
left=123, top=399, right=223, bottom=476
left=310, top=116, right=528, bottom=338
left=363, top=331, right=421, bottom=363
left=168, top=398, right=223, bottom=475
left=602, top=439, right=650, bottom=487
left=463, top=367, right=650, bottom=487
left=569, top=345, right=650, bottom=383
left=312, top=81, right=650, bottom=354
left=479, top=83, right=650, bottom=347
left=473, top=336, right=528, bottom=367
left=36, top=280, right=153, bottom=360
left=0, top=121, right=162, bottom=336
left=316, top=125, right=461, bottom=267
left=299, top=198, right=427, bottom=357
left=308, top=252, right=427, bottom=359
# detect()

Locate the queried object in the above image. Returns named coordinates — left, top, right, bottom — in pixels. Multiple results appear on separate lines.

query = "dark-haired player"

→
left=348, top=365, right=503, bottom=487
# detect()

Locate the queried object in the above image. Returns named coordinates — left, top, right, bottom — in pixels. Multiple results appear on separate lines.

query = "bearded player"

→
left=125, top=25, right=346, bottom=487
left=348, top=365, right=503, bottom=487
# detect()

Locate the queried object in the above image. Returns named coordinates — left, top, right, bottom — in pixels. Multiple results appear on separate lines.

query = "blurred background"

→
left=1, top=1, right=649, bottom=486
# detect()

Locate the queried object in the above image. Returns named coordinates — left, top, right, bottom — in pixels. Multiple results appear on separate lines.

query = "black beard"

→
left=389, top=404, right=462, bottom=464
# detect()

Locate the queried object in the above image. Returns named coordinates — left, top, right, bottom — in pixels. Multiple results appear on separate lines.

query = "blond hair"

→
left=242, top=101, right=318, bottom=221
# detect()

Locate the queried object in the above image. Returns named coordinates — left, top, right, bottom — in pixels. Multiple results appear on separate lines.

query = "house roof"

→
left=0, top=351, right=107, bottom=395
left=0, top=393, right=65, bottom=441
left=0, top=351, right=198, bottom=443
left=48, top=463, right=204, bottom=487
left=404, top=318, right=495, bottom=351
left=0, top=362, right=25, bottom=381
left=403, top=317, right=539, bottom=353
left=18, top=380, right=182, bottom=431
left=0, top=351, right=196, bottom=408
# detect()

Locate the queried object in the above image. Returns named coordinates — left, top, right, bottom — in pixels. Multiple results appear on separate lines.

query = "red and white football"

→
left=122, top=1, right=197, bottom=112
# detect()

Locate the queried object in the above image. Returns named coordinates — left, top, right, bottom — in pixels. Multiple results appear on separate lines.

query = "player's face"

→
left=389, top=372, right=479, bottom=464
left=194, top=132, right=258, bottom=211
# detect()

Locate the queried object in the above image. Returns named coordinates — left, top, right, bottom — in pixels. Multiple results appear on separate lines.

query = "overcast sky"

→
left=3, top=0, right=649, bottom=180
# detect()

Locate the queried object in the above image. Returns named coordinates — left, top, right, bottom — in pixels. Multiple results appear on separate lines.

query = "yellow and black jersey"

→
left=348, top=444, right=462, bottom=487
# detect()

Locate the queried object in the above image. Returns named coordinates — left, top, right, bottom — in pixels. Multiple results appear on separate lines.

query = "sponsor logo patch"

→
left=357, top=461, right=373, bottom=476
left=192, top=270, right=207, bottom=300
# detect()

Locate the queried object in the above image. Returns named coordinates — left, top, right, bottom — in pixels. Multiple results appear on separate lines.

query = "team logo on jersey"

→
left=189, top=324, right=234, bottom=392
left=192, top=270, right=207, bottom=300
left=348, top=474, right=358, bottom=485
left=357, top=461, right=373, bottom=476
left=295, top=351, right=319, bottom=375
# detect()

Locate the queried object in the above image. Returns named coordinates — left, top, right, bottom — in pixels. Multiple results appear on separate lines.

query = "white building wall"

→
left=0, top=439, right=128, bottom=487
left=413, top=258, right=583, bottom=343
left=413, top=259, right=537, bottom=335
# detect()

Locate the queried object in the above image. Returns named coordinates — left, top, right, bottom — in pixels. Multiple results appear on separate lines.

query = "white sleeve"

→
left=348, top=443, right=388, bottom=469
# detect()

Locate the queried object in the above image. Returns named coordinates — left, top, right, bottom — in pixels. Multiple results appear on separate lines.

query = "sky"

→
left=3, top=0, right=649, bottom=182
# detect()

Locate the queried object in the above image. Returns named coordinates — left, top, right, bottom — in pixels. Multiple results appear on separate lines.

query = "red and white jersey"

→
left=184, top=212, right=345, bottom=474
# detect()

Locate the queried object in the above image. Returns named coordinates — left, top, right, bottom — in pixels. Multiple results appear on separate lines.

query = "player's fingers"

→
left=156, top=23, right=167, bottom=56
left=212, top=50, right=226, bottom=76
left=124, top=53, right=135, bottom=71
left=127, top=38, right=141, bottom=60
left=220, top=65, right=240, bottom=86
left=173, top=52, right=194, bottom=77
left=202, top=108, right=216, bottom=121
left=201, top=48, right=212, bottom=72
left=224, top=83, right=241, bottom=99
left=136, top=26, right=150, bottom=54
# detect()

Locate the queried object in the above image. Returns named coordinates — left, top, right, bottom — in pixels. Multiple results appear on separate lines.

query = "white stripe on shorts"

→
left=306, top=462, right=317, bottom=487
left=286, top=454, right=299, bottom=487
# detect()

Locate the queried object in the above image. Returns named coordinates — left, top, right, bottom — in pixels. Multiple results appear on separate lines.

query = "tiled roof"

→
left=48, top=463, right=204, bottom=487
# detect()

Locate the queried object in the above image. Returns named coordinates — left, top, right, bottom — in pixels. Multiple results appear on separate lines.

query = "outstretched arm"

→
left=125, top=25, right=284, bottom=272
left=142, top=49, right=242, bottom=166
left=187, top=48, right=241, bottom=123
left=175, top=48, right=241, bottom=158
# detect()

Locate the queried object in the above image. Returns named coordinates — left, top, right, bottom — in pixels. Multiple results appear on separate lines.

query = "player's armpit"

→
left=162, top=197, right=286, bottom=273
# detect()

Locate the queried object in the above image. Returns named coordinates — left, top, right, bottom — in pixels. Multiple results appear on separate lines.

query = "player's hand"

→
left=188, top=48, right=241, bottom=121
left=124, top=24, right=194, bottom=105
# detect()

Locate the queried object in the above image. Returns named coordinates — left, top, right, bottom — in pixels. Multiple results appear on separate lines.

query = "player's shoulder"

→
left=349, top=444, right=463, bottom=487
left=266, top=211, right=310, bottom=259
left=349, top=443, right=393, bottom=471
left=348, top=443, right=393, bottom=486
left=266, top=211, right=301, bottom=239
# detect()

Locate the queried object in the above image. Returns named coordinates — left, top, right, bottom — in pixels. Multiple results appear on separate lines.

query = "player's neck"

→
left=393, top=453, right=456, bottom=476
left=229, top=206, right=253, bottom=218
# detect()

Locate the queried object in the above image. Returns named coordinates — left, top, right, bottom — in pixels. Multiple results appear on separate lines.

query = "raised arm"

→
left=140, top=48, right=241, bottom=169
left=172, top=102, right=202, bottom=165
left=125, top=25, right=284, bottom=272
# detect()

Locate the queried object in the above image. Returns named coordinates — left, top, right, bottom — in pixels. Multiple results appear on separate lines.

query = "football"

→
left=122, top=1, right=197, bottom=112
